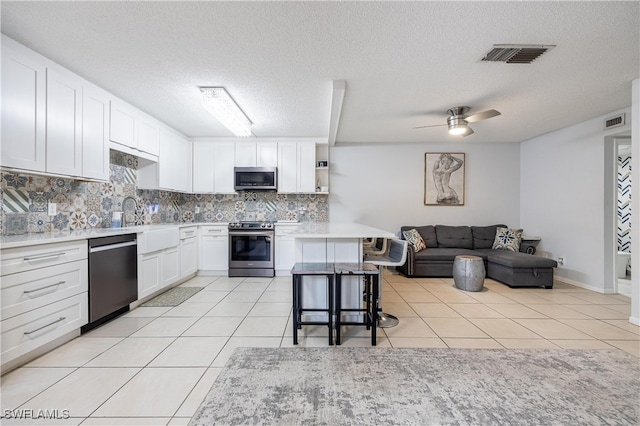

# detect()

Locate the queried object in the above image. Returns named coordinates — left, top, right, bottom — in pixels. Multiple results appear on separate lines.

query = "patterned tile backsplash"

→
left=0, top=151, right=328, bottom=235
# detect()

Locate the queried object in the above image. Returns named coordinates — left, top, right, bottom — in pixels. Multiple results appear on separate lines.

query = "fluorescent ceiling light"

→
left=200, top=87, right=253, bottom=137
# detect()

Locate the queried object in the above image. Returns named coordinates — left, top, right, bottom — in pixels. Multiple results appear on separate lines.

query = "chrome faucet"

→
left=122, top=196, right=137, bottom=228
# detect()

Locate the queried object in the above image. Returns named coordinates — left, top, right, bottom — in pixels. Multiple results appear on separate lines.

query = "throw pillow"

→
left=403, top=228, right=427, bottom=252
left=492, top=227, right=523, bottom=252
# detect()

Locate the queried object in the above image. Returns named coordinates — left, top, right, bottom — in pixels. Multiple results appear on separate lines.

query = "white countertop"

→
left=291, top=222, right=396, bottom=239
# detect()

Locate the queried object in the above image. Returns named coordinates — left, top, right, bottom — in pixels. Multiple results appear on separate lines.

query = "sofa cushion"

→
left=488, top=251, right=558, bottom=268
left=414, top=248, right=481, bottom=262
left=403, top=228, right=426, bottom=252
left=492, top=227, right=523, bottom=252
left=401, top=225, right=437, bottom=248
left=471, top=224, right=506, bottom=249
left=435, top=225, right=473, bottom=249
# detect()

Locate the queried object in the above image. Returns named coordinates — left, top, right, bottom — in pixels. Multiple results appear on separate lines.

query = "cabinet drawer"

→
left=1, top=293, right=88, bottom=367
left=180, top=226, right=197, bottom=240
left=1, top=260, right=88, bottom=320
left=275, top=224, right=300, bottom=236
left=1, top=240, right=87, bottom=276
left=200, top=226, right=228, bottom=236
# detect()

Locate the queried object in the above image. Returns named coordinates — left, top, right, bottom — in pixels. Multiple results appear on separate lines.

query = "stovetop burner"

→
left=228, top=221, right=274, bottom=230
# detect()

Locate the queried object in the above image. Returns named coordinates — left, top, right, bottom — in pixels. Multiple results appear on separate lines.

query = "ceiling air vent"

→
left=604, top=113, right=626, bottom=130
left=481, top=44, right=555, bottom=64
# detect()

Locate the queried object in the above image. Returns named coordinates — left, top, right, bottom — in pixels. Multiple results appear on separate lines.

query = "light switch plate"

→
left=48, top=203, right=57, bottom=216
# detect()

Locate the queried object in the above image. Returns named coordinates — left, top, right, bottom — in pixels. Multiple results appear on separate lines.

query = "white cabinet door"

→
left=46, top=67, right=83, bottom=177
left=277, top=142, right=298, bottom=193
left=275, top=224, right=300, bottom=273
left=235, top=141, right=257, bottom=166
left=192, top=142, right=215, bottom=193
left=138, top=252, right=162, bottom=300
left=180, top=237, right=198, bottom=278
left=175, top=135, right=192, bottom=193
left=82, top=85, right=110, bottom=181
left=215, top=142, right=236, bottom=193
left=162, top=247, right=180, bottom=288
left=1, top=39, right=46, bottom=172
left=257, top=142, right=278, bottom=167
left=138, top=115, right=160, bottom=156
left=157, top=128, right=176, bottom=191
left=297, top=142, right=316, bottom=193
left=199, top=226, right=229, bottom=272
left=109, top=100, right=137, bottom=148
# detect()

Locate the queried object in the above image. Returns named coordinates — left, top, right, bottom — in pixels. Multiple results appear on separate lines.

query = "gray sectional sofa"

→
left=397, top=224, right=558, bottom=289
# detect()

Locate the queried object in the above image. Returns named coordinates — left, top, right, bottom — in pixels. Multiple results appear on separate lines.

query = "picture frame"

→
left=424, top=153, right=465, bottom=205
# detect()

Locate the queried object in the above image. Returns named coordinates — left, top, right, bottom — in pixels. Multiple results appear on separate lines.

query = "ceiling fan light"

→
left=448, top=126, right=469, bottom=135
left=447, top=117, right=470, bottom=135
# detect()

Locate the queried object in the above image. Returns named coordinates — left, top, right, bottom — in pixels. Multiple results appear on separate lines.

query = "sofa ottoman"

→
left=486, top=251, right=558, bottom=289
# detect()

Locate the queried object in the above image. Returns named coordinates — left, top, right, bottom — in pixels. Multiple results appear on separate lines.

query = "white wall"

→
left=631, top=78, right=639, bottom=325
left=329, top=142, right=521, bottom=234
left=520, top=107, right=632, bottom=292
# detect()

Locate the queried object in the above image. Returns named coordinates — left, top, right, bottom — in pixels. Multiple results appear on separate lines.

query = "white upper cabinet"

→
left=156, top=128, right=192, bottom=193
left=257, top=142, right=278, bottom=167
left=1, top=37, right=47, bottom=172
left=82, top=84, right=110, bottom=181
left=45, top=67, right=83, bottom=177
left=137, top=115, right=161, bottom=156
left=235, top=141, right=257, bottom=166
left=277, top=141, right=316, bottom=193
left=297, top=142, right=316, bottom=193
left=214, top=142, right=236, bottom=193
left=192, top=142, right=216, bottom=193
left=109, top=100, right=160, bottom=158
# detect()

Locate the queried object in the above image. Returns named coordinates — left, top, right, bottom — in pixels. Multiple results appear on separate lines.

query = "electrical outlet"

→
left=557, top=257, right=565, bottom=265
left=47, top=203, right=57, bottom=216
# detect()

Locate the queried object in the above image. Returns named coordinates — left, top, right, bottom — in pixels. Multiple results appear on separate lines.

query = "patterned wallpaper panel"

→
left=617, top=154, right=631, bottom=253
left=1, top=151, right=328, bottom=235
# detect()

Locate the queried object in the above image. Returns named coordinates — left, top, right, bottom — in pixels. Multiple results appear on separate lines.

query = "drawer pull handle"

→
left=207, top=229, right=221, bottom=233
left=24, top=317, right=66, bottom=335
left=23, top=252, right=66, bottom=261
left=23, top=281, right=66, bottom=294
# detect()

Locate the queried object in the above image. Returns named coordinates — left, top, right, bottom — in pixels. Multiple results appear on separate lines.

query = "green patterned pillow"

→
left=403, top=228, right=426, bottom=252
left=492, top=227, right=523, bottom=252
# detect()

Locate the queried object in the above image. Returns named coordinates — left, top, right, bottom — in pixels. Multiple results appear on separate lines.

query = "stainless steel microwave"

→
left=234, top=167, right=278, bottom=191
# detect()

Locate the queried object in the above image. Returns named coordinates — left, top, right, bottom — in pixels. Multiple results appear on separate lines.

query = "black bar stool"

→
left=290, top=262, right=335, bottom=345
left=334, top=262, right=379, bottom=346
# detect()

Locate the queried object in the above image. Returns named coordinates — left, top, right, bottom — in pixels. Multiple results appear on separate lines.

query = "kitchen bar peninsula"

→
left=290, top=222, right=396, bottom=325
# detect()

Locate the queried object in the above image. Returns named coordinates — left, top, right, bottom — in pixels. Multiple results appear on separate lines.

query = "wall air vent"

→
left=604, top=113, right=626, bottom=130
left=481, top=44, right=555, bottom=64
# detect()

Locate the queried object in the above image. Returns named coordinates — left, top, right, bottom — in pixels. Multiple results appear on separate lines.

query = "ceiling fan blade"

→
left=461, top=127, right=475, bottom=137
left=413, top=123, right=447, bottom=129
left=465, top=109, right=501, bottom=123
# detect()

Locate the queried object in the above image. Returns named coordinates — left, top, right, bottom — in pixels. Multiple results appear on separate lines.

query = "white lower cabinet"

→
left=162, top=247, right=180, bottom=287
left=199, top=225, right=229, bottom=273
left=180, top=227, right=198, bottom=278
left=275, top=223, right=301, bottom=274
left=138, top=251, right=162, bottom=300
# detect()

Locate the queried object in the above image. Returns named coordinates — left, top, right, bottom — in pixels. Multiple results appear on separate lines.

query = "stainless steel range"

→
left=228, top=221, right=275, bottom=277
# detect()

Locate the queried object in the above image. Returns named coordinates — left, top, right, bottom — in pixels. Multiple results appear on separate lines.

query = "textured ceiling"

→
left=1, top=1, right=638, bottom=144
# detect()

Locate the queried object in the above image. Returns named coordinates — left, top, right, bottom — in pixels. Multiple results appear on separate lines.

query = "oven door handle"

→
left=229, top=231, right=274, bottom=237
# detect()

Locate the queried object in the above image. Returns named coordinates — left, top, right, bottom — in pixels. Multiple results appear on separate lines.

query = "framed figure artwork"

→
left=424, top=153, right=465, bottom=205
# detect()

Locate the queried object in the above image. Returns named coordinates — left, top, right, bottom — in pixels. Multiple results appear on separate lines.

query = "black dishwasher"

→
left=82, top=234, right=138, bottom=332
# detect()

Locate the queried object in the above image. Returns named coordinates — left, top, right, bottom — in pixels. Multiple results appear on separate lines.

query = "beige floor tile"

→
left=387, top=281, right=427, bottom=292
left=234, top=282, right=270, bottom=292
left=234, top=316, right=288, bottom=337
left=149, top=337, right=228, bottom=367
left=381, top=317, right=437, bottom=338
left=203, top=281, right=241, bottom=292
left=558, top=320, right=640, bottom=340
left=82, top=418, right=171, bottom=425
left=410, top=303, right=461, bottom=318
left=283, top=319, right=330, bottom=338
left=280, top=336, right=330, bottom=347
left=212, top=337, right=281, bottom=367
left=442, top=338, right=504, bottom=349
left=469, top=318, right=542, bottom=339
left=549, top=339, right=618, bottom=350
left=485, top=303, right=548, bottom=319
left=513, top=319, right=593, bottom=339
left=93, top=367, right=205, bottom=417
left=526, top=304, right=592, bottom=319
left=257, top=291, right=291, bottom=303
left=248, top=302, right=292, bottom=316
left=168, top=418, right=191, bottom=426
left=240, top=277, right=273, bottom=284
left=602, top=304, right=631, bottom=314
left=123, top=306, right=172, bottom=317
left=0, top=367, right=75, bottom=410
left=27, top=338, right=122, bottom=367
left=604, top=340, right=640, bottom=357
left=182, top=316, right=243, bottom=337
left=465, top=291, right=516, bottom=304
left=85, top=337, right=175, bottom=367
left=397, top=291, right=441, bottom=303
left=424, top=318, right=489, bottom=338
left=180, top=276, right=217, bottom=286
left=222, top=291, right=261, bottom=303
left=336, top=336, right=392, bottom=347
left=502, top=292, right=554, bottom=304
left=388, top=337, right=448, bottom=348
left=162, top=302, right=215, bottom=317
left=414, top=278, right=450, bottom=286
left=130, top=317, right=198, bottom=337
left=184, top=291, right=227, bottom=304
left=564, top=304, right=630, bottom=320
left=496, top=339, right=561, bottom=349
left=603, top=319, right=640, bottom=334
left=381, top=291, right=404, bottom=302
left=0, top=418, right=82, bottom=425
left=448, top=304, right=504, bottom=318
left=82, top=317, right=155, bottom=337
left=24, top=367, right=140, bottom=417
left=426, top=290, right=479, bottom=304
left=266, top=280, right=291, bottom=292
left=570, top=293, right=630, bottom=305
left=384, top=273, right=414, bottom=283
left=531, top=292, right=591, bottom=304
left=381, top=301, right=418, bottom=317
left=204, top=301, right=254, bottom=317
left=174, top=367, right=222, bottom=417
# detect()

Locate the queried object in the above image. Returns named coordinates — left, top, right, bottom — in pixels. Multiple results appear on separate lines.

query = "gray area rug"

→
left=141, top=286, right=204, bottom=307
left=190, top=347, right=640, bottom=426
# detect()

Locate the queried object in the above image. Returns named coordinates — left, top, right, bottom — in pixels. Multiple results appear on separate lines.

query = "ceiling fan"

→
left=414, top=106, right=501, bottom=137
